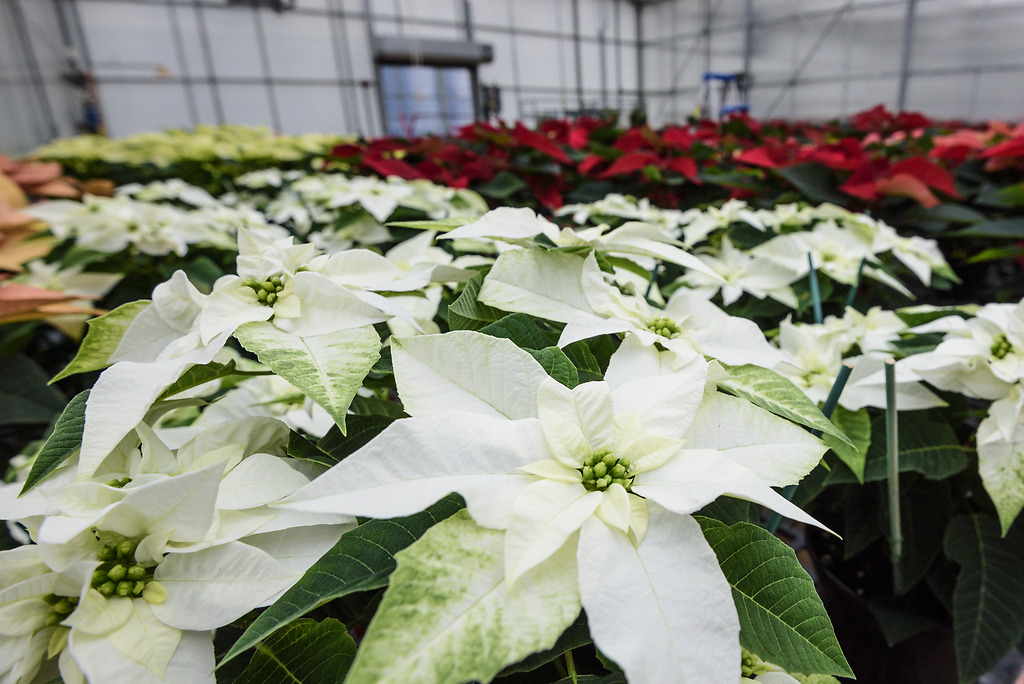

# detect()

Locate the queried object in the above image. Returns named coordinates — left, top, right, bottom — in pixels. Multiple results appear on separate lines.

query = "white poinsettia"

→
left=439, top=206, right=721, bottom=280
left=976, top=385, right=1024, bottom=534
left=279, top=331, right=828, bottom=683
left=0, top=418, right=349, bottom=684
left=479, top=249, right=783, bottom=369
left=903, top=300, right=1024, bottom=400
left=751, top=220, right=911, bottom=297
left=557, top=193, right=698, bottom=237
left=678, top=236, right=797, bottom=307
left=771, top=318, right=944, bottom=411
left=678, top=198, right=765, bottom=246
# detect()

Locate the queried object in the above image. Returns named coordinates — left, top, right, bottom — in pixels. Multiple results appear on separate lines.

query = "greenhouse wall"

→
left=2, top=0, right=1024, bottom=154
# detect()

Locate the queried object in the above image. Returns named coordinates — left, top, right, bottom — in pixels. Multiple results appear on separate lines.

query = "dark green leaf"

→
left=477, top=171, right=529, bottom=200
left=697, top=496, right=757, bottom=525
left=944, top=514, right=1024, bottom=683
left=234, top=618, right=356, bottom=684
left=286, top=431, right=331, bottom=467
left=219, top=494, right=465, bottom=667
left=825, top=411, right=967, bottom=484
left=842, top=485, right=883, bottom=559
left=316, top=414, right=396, bottom=465
left=823, top=406, right=871, bottom=483
left=774, top=163, right=847, bottom=205
left=347, top=395, right=408, bottom=419
left=903, top=203, right=988, bottom=224
left=0, top=356, right=66, bottom=425
left=562, top=340, right=604, bottom=383
left=20, top=390, right=89, bottom=495
left=387, top=217, right=473, bottom=231
left=974, top=184, right=1024, bottom=209
left=479, top=312, right=551, bottom=350
left=883, top=478, right=952, bottom=594
left=448, top=270, right=505, bottom=331
left=156, top=360, right=253, bottom=400
left=528, top=347, right=579, bottom=389
left=947, top=217, right=1024, bottom=239
left=697, top=517, right=853, bottom=677
left=867, top=599, right=942, bottom=647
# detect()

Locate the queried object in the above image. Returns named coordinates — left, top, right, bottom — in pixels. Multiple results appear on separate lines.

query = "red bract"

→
left=512, top=122, right=570, bottom=164
left=839, top=157, right=960, bottom=208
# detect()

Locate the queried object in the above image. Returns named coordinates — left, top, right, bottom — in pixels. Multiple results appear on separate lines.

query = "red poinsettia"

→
left=839, top=157, right=961, bottom=208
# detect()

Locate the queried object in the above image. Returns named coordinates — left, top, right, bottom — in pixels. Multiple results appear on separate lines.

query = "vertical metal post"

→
left=10, top=0, right=59, bottom=141
left=193, top=0, right=225, bottom=123
left=742, top=0, right=753, bottom=78
left=507, top=0, right=523, bottom=120
left=571, top=0, right=584, bottom=113
left=702, top=0, right=712, bottom=76
left=614, top=0, right=623, bottom=112
left=896, top=0, right=918, bottom=112
left=326, top=0, right=362, bottom=135
left=598, top=27, right=608, bottom=109
left=463, top=0, right=482, bottom=123
left=251, top=7, right=282, bottom=131
left=634, top=0, right=645, bottom=113
left=167, top=3, right=199, bottom=126
left=362, top=0, right=383, bottom=136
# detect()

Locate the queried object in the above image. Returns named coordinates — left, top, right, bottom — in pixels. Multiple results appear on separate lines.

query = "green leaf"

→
left=947, top=217, right=1024, bottom=238
left=974, top=184, right=1024, bottom=209
left=841, top=484, right=883, bottom=559
left=867, top=598, right=942, bottom=648
left=529, top=347, right=579, bottom=389
left=220, top=494, right=464, bottom=667
left=448, top=270, right=505, bottom=331
left=697, top=517, right=853, bottom=677
left=156, top=359, right=260, bottom=400
left=344, top=510, right=581, bottom=684
left=825, top=411, right=967, bottom=484
left=903, top=203, right=988, bottom=225
left=774, top=163, right=847, bottom=205
left=285, top=431, right=329, bottom=467
left=234, top=322, right=380, bottom=434
left=51, top=300, right=149, bottom=382
left=717, top=363, right=853, bottom=448
left=234, top=618, right=356, bottom=684
left=562, top=340, right=604, bottom=383
left=0, top=356, right=66, bottom=425
left=479, top=312, right=552, bottom=350
left=498, top=612, right=591, bottom=676
left=19, top=390, right=89, bottom=496
left=315, top=414, right=396, bottom=465
left=347, top=394, right=408, bottom=419
left=697, top=496, right=757, bottom=526
left=386, top=216, right=473, bottom=232
left=823, top=406, right=871, bottom=483
left=884, top=478, right=953, bottom=594
left=477, top=171, right=530, bottom=199
left=944, top=514, right=1024, bottom=684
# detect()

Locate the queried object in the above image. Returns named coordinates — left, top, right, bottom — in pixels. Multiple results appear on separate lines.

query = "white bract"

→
left=279, top=331, right=828, bottom=683
left=479, top=249, right=784, bottom=369
left=678, top=236, right=797, bottom=307
left=0, top=418, right=349, bottom=684
left=903, top=300, right=1024, bottom=400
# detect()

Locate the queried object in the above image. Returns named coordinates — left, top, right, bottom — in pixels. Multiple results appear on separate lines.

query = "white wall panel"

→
left=275, top=84, right=349, bottom=133
left=218, top=84, right=275, bottom=127
left=97, top=82, right=193, bottom=135
left=79, top=2, right=179, bottom=79
left=202, top=7, right=264, bottom=79
left=262, top=13, right=339, bottom=80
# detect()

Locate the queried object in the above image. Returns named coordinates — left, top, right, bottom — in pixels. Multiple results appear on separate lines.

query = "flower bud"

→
left=107, top=564, right=127, bottom=582
left=593, top=463, right=608, bottom=478
left=142, top=581, right=167, bottom=605
left=127, top=565, right=147, bottom=581
left=98, top=581, right=116, bottom=597
left=115, top=581, right=134, bottom=597
left=117, top=541, right=136, bottom=560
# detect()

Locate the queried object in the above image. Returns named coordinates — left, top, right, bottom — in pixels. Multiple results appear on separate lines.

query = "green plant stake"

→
left=764, top=362, right=854, bottom=534
left=885, top=356, right=903, bottom=589
left=645, top=260, right=661, bottom=300
left=843, top=258, right=866, bottom=311
left=808, top=253, right=823, bottom=324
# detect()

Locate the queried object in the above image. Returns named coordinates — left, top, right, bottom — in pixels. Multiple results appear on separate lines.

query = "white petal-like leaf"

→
left=393, top=332, right=549, bottom=420
left=278, top=412, right=543, bottom=529
left=578, top=507, right=740, bottom=684
left=234, top=321, right=380, bottom=432
left=345, top=510, right=580, bottom=684
left=478, top=249, right=596, bottom=323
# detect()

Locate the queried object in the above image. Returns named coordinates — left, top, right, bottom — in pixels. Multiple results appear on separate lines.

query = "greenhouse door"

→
left=379, top=64, right=476, bottom=138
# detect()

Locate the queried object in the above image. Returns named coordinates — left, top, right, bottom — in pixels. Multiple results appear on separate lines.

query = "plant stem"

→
left=843, top=258, right=866, bottom=311
left=885, top=357, right=903, bottom=589
left=565, top=650, right=578, bottom=684
left=764, top=362, right=854, bottom=534
left=807, top=253, right=823, bottom=324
